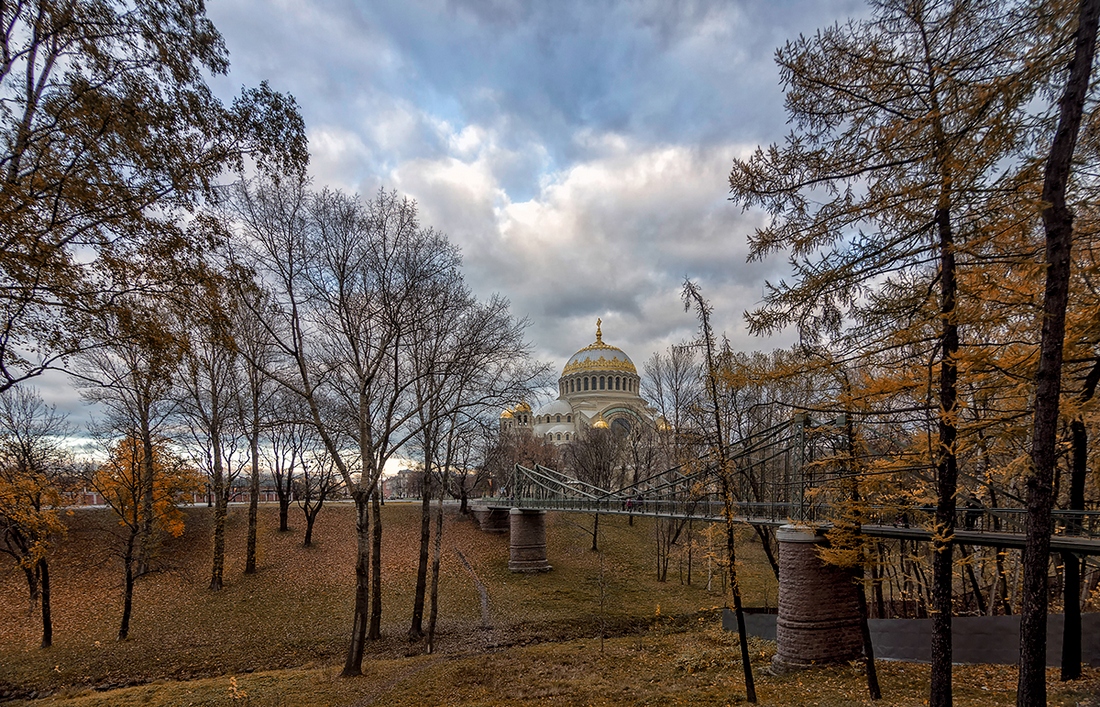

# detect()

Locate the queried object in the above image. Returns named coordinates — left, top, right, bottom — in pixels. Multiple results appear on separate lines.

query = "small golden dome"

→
left=593, top=418, right=610, bottom=430
left=501, top=409, right=514, bottom=419
left=515, top=401, right=532, bottom=413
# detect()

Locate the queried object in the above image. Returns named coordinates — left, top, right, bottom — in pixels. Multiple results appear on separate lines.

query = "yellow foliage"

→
left=94, top=435, right=204, bottom=537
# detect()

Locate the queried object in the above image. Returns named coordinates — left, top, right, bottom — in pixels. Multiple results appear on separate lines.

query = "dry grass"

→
left=0, top=503, right=760, bottom=698
left=1, top=503, right=1096, bottom=706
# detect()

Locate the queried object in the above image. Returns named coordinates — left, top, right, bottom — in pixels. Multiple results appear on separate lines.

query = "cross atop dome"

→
left=595, top=317, right=603, bottom=344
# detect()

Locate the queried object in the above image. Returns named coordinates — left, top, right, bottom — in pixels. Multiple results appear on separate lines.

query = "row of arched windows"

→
left=561, top=375, right=637, bottom=396
left=545, top=432, right=572, bottom=441
left=536, top=413, right=572, bottom=424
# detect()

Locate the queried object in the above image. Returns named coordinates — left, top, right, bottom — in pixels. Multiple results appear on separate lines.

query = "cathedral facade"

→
left=500, top=320, right=655, bottom=444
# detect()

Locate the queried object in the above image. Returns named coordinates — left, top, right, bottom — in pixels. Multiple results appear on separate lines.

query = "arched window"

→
left=600, top=376, right=605, bottom=390
left=567, top=414, right=572, bottom=423
left=556, top=414, right=561, bottom=423
left=556, top=433, right=561, bottom=441
left=615, top=377, right=620, bottom=390
left=565, top=432, right=570, bottom=440
left=584, top=377, right=589, bottom=391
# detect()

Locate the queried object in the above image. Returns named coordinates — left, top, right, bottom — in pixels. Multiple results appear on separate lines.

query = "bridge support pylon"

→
left=773, top=524, right=863, bottom=672
left=472, top=507, right=510, bottom=533
left=509, top=508, right=551, bottom=572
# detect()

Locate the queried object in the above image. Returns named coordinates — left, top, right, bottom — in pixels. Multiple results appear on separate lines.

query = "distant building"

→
left=501, top=319, right=655, bottom=444
left=382, top=468, right=422, bottom=499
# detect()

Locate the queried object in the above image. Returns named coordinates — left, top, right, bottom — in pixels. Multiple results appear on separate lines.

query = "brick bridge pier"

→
left=772, top=524, right=863, bottom=670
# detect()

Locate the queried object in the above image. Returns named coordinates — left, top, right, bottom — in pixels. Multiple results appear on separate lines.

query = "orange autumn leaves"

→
left=94, top=437, right=204, bottom=539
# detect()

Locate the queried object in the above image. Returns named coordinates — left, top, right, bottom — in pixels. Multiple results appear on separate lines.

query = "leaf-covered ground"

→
left=0, top=503, right=1096, bottom=705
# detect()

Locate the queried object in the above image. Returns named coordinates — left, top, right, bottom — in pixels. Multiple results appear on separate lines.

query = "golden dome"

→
left=562, top=318, right=637, bottom=376
left=500, top=409, right=514, bottom=419
left=592, top=416, right=610, bottom=430
left=515, top=401, right=532, bottom=413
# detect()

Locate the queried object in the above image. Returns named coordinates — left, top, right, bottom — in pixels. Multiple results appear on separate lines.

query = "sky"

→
left=41, top=0, right=871, bottom=428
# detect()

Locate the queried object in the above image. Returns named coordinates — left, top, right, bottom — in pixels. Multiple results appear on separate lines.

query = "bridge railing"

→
left=831, top=506, right=1100, bottom=539
left=500, top=455, right=1100, bottom=542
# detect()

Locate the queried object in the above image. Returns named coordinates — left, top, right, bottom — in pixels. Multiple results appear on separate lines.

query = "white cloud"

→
left=387, top=122, right=794, bottom=369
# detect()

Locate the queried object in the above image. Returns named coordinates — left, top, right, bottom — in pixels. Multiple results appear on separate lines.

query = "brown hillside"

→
left=0, top=503, right=751, bottom=697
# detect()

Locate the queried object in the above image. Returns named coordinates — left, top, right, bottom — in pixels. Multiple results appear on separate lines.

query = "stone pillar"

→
left=472, top=507, right=510, bottom=534
left=508, top=508, right=551, bottom=572
left=773, top=524, right=863, bottom=672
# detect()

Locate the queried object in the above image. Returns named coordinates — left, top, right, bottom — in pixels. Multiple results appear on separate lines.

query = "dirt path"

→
left=454, top=548, right=491, bottom=629
left=347, top=656, right=446, bottom=707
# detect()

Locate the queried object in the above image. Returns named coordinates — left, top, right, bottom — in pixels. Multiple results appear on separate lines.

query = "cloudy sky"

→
left=200, top=0, right=868, bottom=371
left=38, top=0, right=871, bottom=426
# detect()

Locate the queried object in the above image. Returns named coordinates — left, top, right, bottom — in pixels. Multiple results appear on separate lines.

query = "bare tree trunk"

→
left=22, top=565, right=38, bottom=607
left=426, top=494, right=445, bottom=653
left=210, top=476, right=227, bottom=591
left=410, top=475, right=431, bottom=640
left=119, top=531, right=136, bottom=641
left=137, top=416, right=155, bottom=576
left=1019, top=3, right=1100, bottom=704
left=303, top=510, right=317, bottom=546
left=1062, top=360, right=1098, bottom=680
left=752, top=525, right=780, bottom=580
left=856, top=568, right=881, bottom=700
left=279, top=494, right=290, bottom=531
left=723, top=513, right=757, bottom=703
left=245, top=431, right=260, bottom=574
left=959, top=544, right=988, bottom=615
left=930, top=201, right=959, bottom=707
left=591, top=512, right=599, bottom=552
left=38, top=558, right=51, bottom=649
left=369, top=489, right=383, bottom=640
left=341, top=495, right=371, bottom=676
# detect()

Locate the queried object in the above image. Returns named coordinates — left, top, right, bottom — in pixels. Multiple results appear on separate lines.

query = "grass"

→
left=0, top=503, right=1097, bottom=705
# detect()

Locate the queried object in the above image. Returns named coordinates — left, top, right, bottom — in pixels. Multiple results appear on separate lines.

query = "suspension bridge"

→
left=484, top=413, right=1100, bottom=554
left=474, top=412, right=1100, bottom=670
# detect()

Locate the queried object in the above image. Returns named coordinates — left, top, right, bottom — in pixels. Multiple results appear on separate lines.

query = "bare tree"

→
left=298, top=449, right=340, bottom=547
left=73, top=300, right=183, bottom=575
left=232, top=282, right=278, bottom=573
left=175, top=275, right=247, bottom=592
left=407, top=289, right=540, bottom=641
left=1019, top=2, right=1100, bottom=703
left=565, top=427, right=627, bottom=552
left=223, top=177, right=538, bottom=675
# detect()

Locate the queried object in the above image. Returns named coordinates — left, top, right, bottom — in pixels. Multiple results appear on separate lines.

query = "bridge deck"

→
left=484, top=499, right=1100, bottom=555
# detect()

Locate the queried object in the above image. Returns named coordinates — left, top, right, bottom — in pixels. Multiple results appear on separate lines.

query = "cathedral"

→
left=500, top=319, right=656, bottom=444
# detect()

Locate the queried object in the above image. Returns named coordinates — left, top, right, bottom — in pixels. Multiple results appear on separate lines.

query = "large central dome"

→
left=561, top=319, right=637, bottom=375
left=500, top=317, right=653, bottom=444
